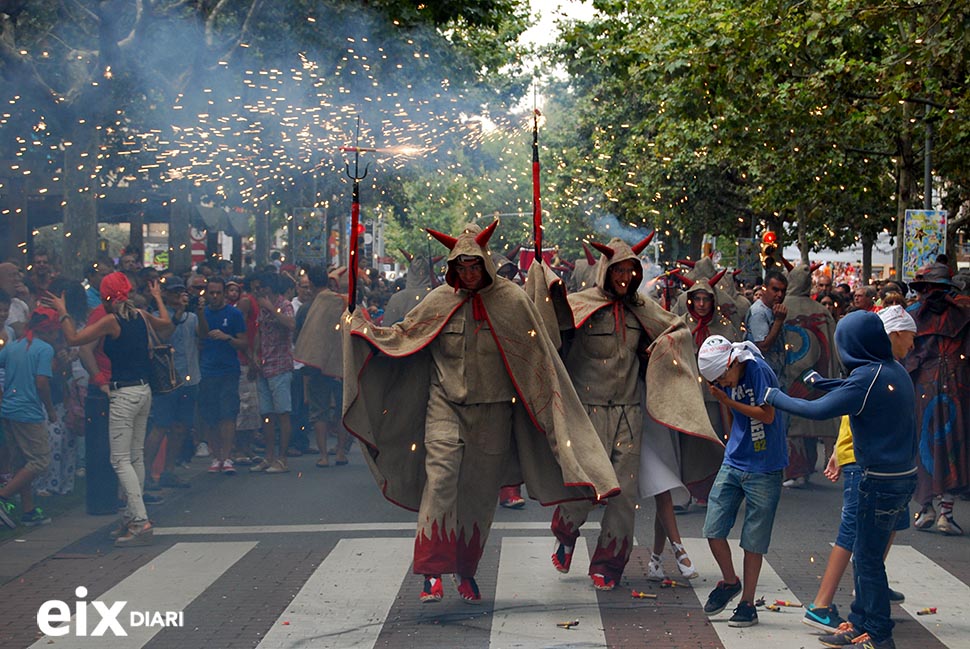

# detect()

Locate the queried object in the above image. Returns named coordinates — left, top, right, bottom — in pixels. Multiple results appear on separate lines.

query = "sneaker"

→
left=114, top=520, right=154, bottom=547
left=208, top=459, right=222, bottom=473
left=591, top=573, right=616, bottom=591
left=854, top=636, right=895, bottom=649
left=144, top=478, right=162, bottom=492
left=803, top=604, right=846, bottom=632
left=818, top=622, right=863, bottom=647
left=159, top=472, right=190, bottom=488
left=499, top=486, right=526, bottom=509
left=420, top=575, right=443, bottom=603
left=728, top=600, right=759, bottom=627
left=914, top=504, right=936, bottom=530
left=195, top=442, right=210, bottom=458
left=221, top=459, right=237, bottom=475
left=703, top=579, right=742, bottom=615
left=647, top=552, right=666, bottom=581
left=888, top=589, right=905, bottom=604
left=21, top=507, right=51, bottom=527
left=551, top=542, right=573, bottom=573
left=783, top=476, right=808, bottom=488
left=455, top=576, right=481, bottom=603
left=265, top=459, right=290, bottom=474
left=937, top=513, right=964, bottom=536
left=108, top=519, right=130, bottom=540
left=143, top=493, right=165, bottom=505
left=0, top=496, right=16, bottom=529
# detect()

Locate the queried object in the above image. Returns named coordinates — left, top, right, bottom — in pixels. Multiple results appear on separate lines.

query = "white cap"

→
left=877, top=305, right=917, bottom=334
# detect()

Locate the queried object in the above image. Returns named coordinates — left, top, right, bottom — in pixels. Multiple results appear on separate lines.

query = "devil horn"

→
left=676, top=258, right=696, bottom=268
left=733, top=268, right=742, bottom=276
left=710, top=269, right=728, bottom=287
left=589, top=241, right=616, bottom=260
left=678, top=274, right=696, bottom=288
left=431, top=255, right=445, bottom=265
left=397, top=248, right=414, bottom=262
left=426, top=228, right=458, bottom=250
left=631, top=230, right=656, bottom=255
left=582, top=242, right=596, bottom=266
left=780, top=256, right=794, bottom=272
left=475, top=220, right=499, bottom=247
left=506, top=244, right=522, bottom=262
left=810, top=261, right=823, bottom=273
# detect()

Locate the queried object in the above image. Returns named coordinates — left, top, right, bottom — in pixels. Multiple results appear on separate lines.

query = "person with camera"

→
left=44, top=272, right=171, bottom=547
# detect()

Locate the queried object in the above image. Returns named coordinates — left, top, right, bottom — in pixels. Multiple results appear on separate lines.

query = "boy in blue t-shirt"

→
left=695, top=335, right=789, bottom=628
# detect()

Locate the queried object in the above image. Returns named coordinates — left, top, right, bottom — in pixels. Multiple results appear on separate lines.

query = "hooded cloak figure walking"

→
left=342, top=222, right=620, bottom=604
left=549, top=237, right=722, bottom=591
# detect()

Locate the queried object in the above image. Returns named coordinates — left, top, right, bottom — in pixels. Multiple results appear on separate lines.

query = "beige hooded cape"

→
left=293, top=288, right=345, bottom=378
left=342, top=223, right=620, bottom=511
left=568, top=239, right=723, bottom=487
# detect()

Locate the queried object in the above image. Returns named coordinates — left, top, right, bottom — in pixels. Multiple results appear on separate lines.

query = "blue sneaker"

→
left=803, top=603, right=846, bottom=632
left=21, top=508, right=51, bottom=527
left=0, top=496, right=16, bottom=529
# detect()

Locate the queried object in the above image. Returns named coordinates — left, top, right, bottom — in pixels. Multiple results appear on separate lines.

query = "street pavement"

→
left=1, top=445, right=968, bottom=649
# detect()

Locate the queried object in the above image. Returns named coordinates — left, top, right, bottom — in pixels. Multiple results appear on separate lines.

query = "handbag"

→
left=144, top=314, right=182, bottom=394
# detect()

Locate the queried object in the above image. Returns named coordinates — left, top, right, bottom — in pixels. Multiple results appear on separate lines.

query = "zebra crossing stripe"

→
left=884, top=545, right=970, bottom=649
left=679, top=538, right=804, bottom=648
left=255, top=537, right=414, bottom=649
left=30, top=541, right=257, bottom=649
left=490, top=537, right=607, bottom=649
left=154, top=522, right=601, bottom=536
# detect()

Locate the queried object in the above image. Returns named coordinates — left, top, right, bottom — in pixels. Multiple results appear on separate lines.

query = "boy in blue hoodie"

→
left=765, top=310, right=917, bottom=649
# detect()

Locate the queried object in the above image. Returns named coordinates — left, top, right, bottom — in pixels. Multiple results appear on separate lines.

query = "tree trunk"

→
left=61, top=127, right=99, bottom=278
left=894, top=103, right=915, bottom=280
left=861, top=232, right=874, bottom=283
left=796, top=203, right=809, bottom=265
left=168, top=192, right=193, bottom=274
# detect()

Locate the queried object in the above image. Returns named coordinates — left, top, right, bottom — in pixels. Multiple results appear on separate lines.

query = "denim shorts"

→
left=835, top=463, right=909, bottom=551
left=257, top=371, right=293, bottom=415
left=151, top=384, right=199, bottom=428
left=703, top=464, right=783, bottom=555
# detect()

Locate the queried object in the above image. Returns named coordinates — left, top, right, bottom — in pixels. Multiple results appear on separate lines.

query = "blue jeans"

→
left=836, top=464, right=909, bottom=551
left=702, top=464, right=783, bottom=555
left=848, top=473, right=917, bottom=643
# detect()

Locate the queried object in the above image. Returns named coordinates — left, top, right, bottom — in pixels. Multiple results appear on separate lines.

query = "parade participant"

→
left=764, top=311, right=917, bottom=649
left=905, top=262, right=969, bottom=535
left=294, top=265, right=349, bottom=466
left=779, top=263, right=840, bottom=488
left=550, top=236, right=721, bottom=591
left=676, top=270, right=738, bottom=511
left=45, top=273, right=172, bottom=546
left=674, top=257, right=746, bottom=331
left=343, top=222, right=619, bottom=604
left=381, top=251, right=436, bottom=325
left=697, top=336, right=788, bottom=628
left=802, top=305, right=916, bottom=634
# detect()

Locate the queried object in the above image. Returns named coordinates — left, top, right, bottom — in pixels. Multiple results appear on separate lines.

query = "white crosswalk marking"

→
left=154, top=522, right=601, bottom=536
left=255, top=537, right=414, bottom=649
left=30, top=541, right=256, bottom=649
left=679, top=538, right=805, bottom=648
left=490, top=537, right=606, bottom=649
left=884, top=545, right=970, bottom=649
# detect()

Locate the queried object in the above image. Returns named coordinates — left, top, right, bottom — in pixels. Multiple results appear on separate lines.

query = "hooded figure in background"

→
left=567, top=243, right=598, bottom=294
left=679, top=271, right=739, bottom=506
left=549, top=235, right=722, bottom=590
left=342, top=221, right=619, bottom=605
left=905, top=262, right=970, bottom=535
left=779, top=263, right=840, bottom=487
left=381, top=251, right=436, bottom=325
left=673, top=257, right=745, bottom=331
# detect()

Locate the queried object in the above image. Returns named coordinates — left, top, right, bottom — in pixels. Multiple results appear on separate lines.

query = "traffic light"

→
left=355, top=222, right=366, bottom=237
left=760, top=231, right=778, bottom=268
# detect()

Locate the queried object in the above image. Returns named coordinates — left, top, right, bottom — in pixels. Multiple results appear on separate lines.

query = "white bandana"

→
left=697, top=335, right=763, bottom=382
left=877, top=305, right=916, bottom=334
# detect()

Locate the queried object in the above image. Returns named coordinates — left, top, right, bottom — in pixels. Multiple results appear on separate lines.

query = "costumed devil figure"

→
left=549, top=236, right=722, bottom=590
left=905, top=262, right=970, bottom=535
left=342, top=221, right=620, bottom=604
left=381, top=250, right=438, bottom=325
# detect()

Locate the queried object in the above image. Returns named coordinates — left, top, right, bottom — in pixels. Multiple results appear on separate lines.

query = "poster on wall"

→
left=903, top=209, right=947, bottom=281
